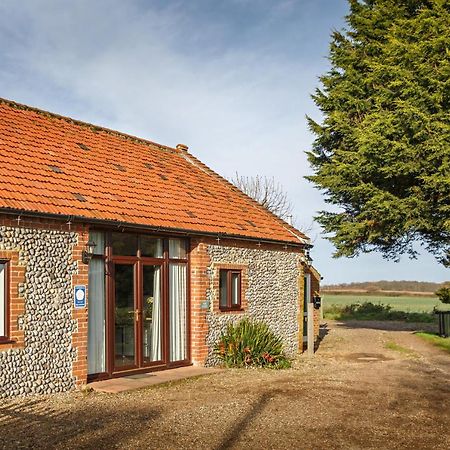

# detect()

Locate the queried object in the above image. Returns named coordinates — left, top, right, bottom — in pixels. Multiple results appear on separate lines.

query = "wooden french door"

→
left=85, top=232, right=189, bottom=379
left=112, top=261, right=163, bottom=372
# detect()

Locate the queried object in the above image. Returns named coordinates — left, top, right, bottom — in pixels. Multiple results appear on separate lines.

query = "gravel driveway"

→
left=1, top=320, right=449, bottom=450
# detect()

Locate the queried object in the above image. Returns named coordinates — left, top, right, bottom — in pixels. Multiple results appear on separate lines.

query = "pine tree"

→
left=307, top=0, right=450, bottom=265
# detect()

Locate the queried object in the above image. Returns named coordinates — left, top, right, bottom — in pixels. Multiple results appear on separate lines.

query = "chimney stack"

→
left=176, top=143, right=189, bottom=152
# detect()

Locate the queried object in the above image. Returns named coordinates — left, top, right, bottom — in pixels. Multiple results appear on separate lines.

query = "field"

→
left=322, top=294, right=448, bottom=313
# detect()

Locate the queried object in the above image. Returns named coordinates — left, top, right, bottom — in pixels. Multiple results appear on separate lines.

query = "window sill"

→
left=218, top=308, right=245, bottom=314
left=0, top=338, right=24, bottom=352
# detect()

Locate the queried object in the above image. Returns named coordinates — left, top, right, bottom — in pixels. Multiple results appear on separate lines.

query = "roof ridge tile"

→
left=0, top=97, right=177, bottom=154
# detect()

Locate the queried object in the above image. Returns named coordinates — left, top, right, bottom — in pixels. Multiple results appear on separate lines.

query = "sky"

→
left=0, top=0, right=448, bottom=284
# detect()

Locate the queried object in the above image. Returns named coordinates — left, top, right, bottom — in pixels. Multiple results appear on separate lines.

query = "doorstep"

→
left=89, top=366, right=223, bottom=394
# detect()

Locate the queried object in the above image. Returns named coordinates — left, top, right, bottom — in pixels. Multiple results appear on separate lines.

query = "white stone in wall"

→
left=0, top=226, right=78, bottom=398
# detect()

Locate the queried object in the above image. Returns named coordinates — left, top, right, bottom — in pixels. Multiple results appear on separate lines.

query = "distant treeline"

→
left=322, top=280, right=448, bottom=293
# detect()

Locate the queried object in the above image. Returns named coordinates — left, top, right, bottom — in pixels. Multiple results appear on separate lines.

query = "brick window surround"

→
left=211, top=263, right=248, bottom=314
left=0, top=250, right=25, bottom=350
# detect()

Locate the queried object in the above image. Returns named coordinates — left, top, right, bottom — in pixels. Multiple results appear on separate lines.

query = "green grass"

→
left=323, top=294, right=450, bottom=313
left=384, top=341, right=417, bottom=356
left=415, top=332, right=450, bottom=354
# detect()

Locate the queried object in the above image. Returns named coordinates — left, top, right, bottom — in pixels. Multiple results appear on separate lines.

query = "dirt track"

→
left=1, top=320, right=449, bottom=450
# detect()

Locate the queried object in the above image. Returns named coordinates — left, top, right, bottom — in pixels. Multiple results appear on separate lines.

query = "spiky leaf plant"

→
left=214, top=318, right=291, bottom=369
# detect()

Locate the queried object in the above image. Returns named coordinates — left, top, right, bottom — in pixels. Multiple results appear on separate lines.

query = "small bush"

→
left=214, top=318, right=291, bottom=369
left=343, top=302, right=391, bottom=315
left=435, top=287, right=450, bottom=304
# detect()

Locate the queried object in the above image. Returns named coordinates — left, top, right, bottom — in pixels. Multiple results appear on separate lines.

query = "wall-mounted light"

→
left=305, top=248, right=313, bottom=266
left=82, top=240, right=96, bottom=264
left=313, top=294, right=321, bottom=309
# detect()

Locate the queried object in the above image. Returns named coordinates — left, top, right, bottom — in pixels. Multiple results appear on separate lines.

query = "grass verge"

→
left=415, top=332, right=450, bottom=354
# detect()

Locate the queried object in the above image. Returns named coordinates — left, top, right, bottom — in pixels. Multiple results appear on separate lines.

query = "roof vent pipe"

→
left=176, top=143, right=189, bottom=152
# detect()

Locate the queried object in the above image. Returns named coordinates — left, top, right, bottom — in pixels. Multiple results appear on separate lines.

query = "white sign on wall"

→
left=74, top=285, right=86, bottom=309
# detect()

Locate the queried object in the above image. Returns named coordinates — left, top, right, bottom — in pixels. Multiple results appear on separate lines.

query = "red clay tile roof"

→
left=0, top=98, right=309, bottom=245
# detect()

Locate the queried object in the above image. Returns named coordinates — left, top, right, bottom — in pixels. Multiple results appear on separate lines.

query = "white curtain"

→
left=0, top=264, right=5, bottom=337
left=169, top=263, right=187, bottom=362
left=150, top=266, right=161, bottom=361
left=231, top=273, right=239, bottom=305
left=88, top=258, right=106, bottom=374
left=169, top=239, right=186, bottom=259
left=90, top=230, right=105, bottom=255
left=155, top=239, right=163, bottom=258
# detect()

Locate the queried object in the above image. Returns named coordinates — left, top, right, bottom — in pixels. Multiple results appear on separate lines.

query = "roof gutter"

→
left=0, top=208, right=310, bottom=249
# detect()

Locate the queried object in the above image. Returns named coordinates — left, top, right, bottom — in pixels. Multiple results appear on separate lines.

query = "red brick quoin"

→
left=71, top=225, right=90, bottom=386
left=0, top=249, right=25, bottom=350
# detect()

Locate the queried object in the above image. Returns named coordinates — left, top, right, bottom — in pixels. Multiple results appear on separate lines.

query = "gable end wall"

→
left=190, top=237, right=306, bottom=366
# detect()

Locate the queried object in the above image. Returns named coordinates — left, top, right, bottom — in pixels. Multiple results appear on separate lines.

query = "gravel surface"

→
left=1, top=320, right=449, bottom=450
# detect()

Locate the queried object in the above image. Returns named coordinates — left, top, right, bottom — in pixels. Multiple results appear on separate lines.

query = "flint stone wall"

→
left=205, top=244, right=301, bottom=365
left=0, top=226, right=78, bottom=398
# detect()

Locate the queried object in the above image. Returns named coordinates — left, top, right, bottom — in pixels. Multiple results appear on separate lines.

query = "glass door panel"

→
left=169, top=263, right=187, bottom=362
left=114, top=264, right=136, bottom=369
left=142, top=265, right=162, bottom=364
left=88, top=258, right=106, bottom=374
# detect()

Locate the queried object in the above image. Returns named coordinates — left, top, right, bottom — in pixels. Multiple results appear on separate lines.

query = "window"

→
left=219, top=269, right=242, bottom=311
left=108, top=233, right=184, bottom=260
left=141, top=236, right=163, bottom=258
left=169, top=239, right=187, bottom=259
left=111, top=232, right=138, bottom=256
left=0, top=261, right=8, bottom=340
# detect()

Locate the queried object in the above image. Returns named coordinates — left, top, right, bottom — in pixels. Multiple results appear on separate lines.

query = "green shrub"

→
left=214, top=318, right=291, bottom=369
left=343, top=302, right=391, bottom=315
left=435, top=287, right=450, bottom=304
left=324, top=301, right=436, bottom=323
